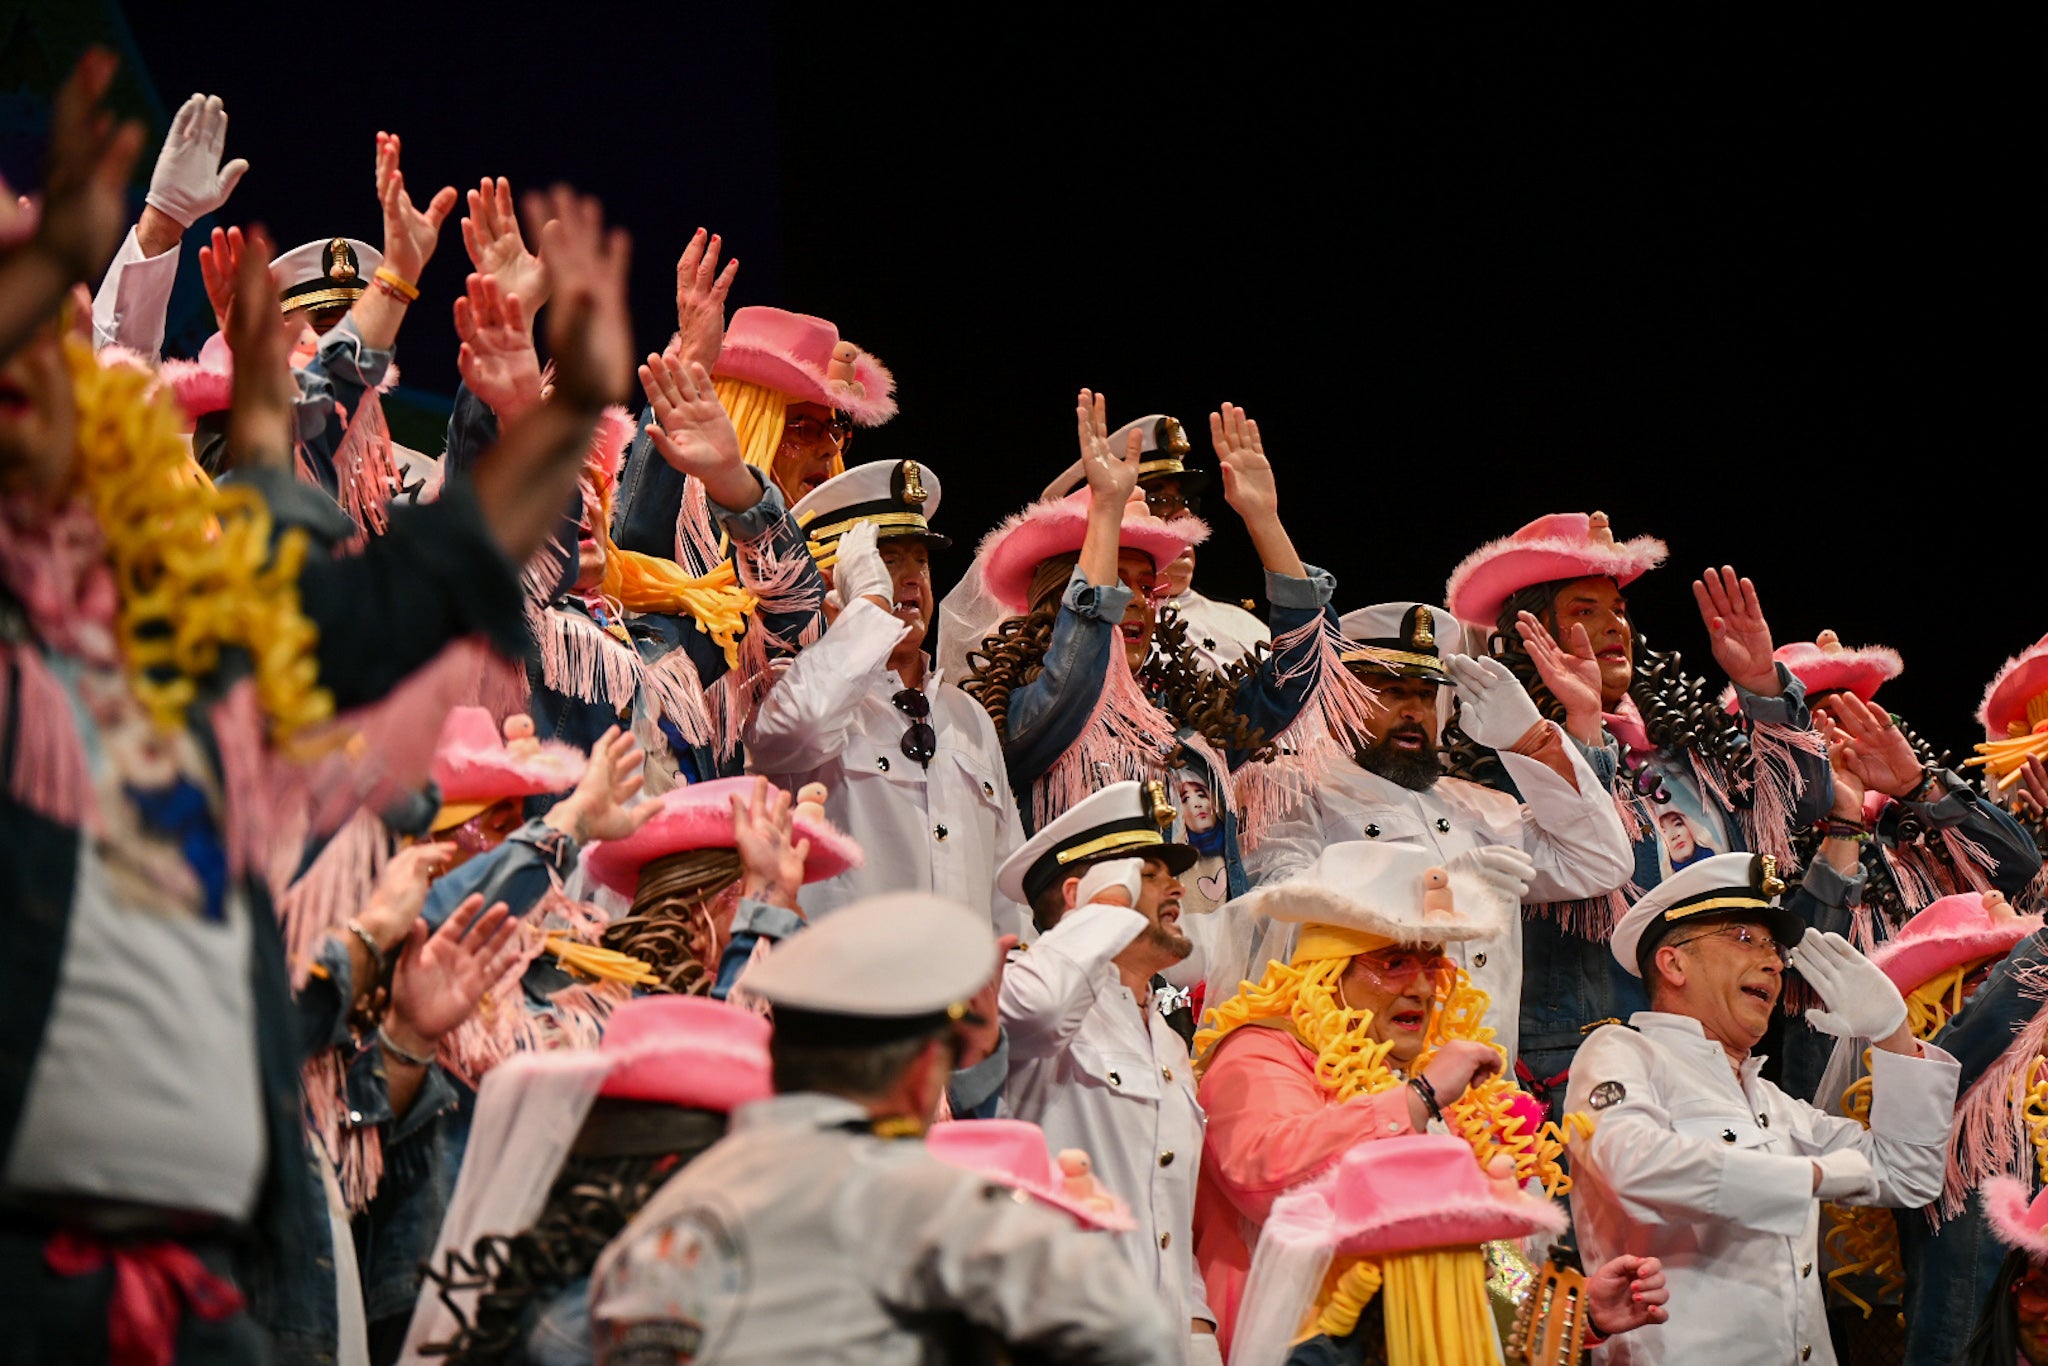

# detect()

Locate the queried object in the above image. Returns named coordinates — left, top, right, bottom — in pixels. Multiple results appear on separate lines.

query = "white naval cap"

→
left=1227, top=840, right=1530, bottom=949
left=745, top=892, right=995, bottom=1042
left=1106, top=413, right=1208, bottom=492
left=790, top=457, right=949, bottom=551
left=272, top=236, right=382, bottom=315
left=1611, top=851, right=1806, bottom=977
left=1337, top=602, right=1459, bottom=682
left=995, top=779, right=1196, bottom=909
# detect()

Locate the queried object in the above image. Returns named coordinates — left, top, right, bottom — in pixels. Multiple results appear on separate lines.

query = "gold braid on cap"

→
left=65, top=337, right=330, bottom=740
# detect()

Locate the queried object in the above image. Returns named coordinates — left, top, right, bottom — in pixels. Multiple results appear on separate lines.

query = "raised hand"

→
left=145, top=92, right=248, bottom=229
left=223, top=225, right=297, bottom=471
left=1444, top=653, right=1546, bottom=751
left=1076, top=388, right=1141, bottom=507
left=1693, top=566, right=1780, bottom=697
left=454, top=272, right=542, bottom=421
left=461, top=175, right=548, bottom=307
left=36, top=49, right=146, bottom=282
left=545, top=725, right=661, bottom=844
left=1417, top=1039, right=1505, bottom=1118
left=351, top=839, right=457, bottom=954
left=732, top=777, right=810, bottom=911
left=2020, top=757, right=2048, bottom=818
left=1211, top=402, right=1277, bottom=523
left=196, top=224, right=246, bottom=331
left=669, top=227, right=737, bottom=370
left=387, top=894, right=525, bottom=1052
left=527, top=185, right=632, bottom=412
left=1823, top=692, right=1926, bottom=800
left=374, top=131, right=457, bottom=286
left=1516, top=610, right=1605, bottom=741
left=1585, top=1255, right=1670, bottom=1337
left=638, top=349, right=757, bottom=509
left=1820, top=713, right=1868, bottom=820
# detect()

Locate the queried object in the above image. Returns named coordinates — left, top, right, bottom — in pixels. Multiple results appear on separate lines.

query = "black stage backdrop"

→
left=78, top=8, right=2048, bottom=758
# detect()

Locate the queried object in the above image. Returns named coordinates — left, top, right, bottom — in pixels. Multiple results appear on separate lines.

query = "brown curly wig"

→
left=598, top=848, right=745, bottom=996
left=959, top=552, right=1273, bottom=766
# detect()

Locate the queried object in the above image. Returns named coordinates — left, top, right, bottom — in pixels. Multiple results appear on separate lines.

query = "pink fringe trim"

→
left=1530, top=884, right=1639, bottom=940
left=1931, top=961, right=2048, bottom=1225
left=1733, top=720, right=1830, bottom=872
left=1234, top=615, right=1383, bottom=851
left=436, top=888, right=629, bottom=1087
left=275, top=808, right=391, bottom=990
left=0, top=641, right=101, bottom=834
left=302, top=1048, right=384, bottom=1214
left=328, top=388, right=401, bottom=543
left=676, top=474, right=725, bottom=576
left=1030, top=645, right=1182, bottom=831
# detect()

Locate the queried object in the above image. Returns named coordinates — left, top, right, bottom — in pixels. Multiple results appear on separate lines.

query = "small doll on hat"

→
left=410, top=996, right=775, bottom=1365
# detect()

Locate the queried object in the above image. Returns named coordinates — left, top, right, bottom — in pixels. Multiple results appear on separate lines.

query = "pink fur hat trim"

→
left=1317, top=1133, right=1566, bottom=1258
left=1870, top=890, right=2042, bottom=996
left=161, top=331, right=401, bottom=421
left=927, top=1119, right=1135, bottom=1232
left=1719, top=633, right=1903, bottom=713
left=581, top=776, right=861, bottom=897
left=430, top=706, right=586, bottom=804
left=1986, top=1176, right=2048, bottom=1259
left=1979, top=633, right=2048, bottom=741
left=1445, top=511, right=1667, bottom=630
left=712, top=306, right=897, bottom=427
left=976, top=489, right=1208, bottom=616
left=598, top=995, right=772, bottom=1112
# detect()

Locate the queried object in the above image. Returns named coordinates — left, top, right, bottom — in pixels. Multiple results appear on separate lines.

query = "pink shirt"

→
left=1193, top=1025, right=1416, bottom=1353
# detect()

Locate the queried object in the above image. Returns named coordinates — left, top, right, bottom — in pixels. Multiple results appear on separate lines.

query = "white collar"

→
left=1628, top=1011, right=1766, bottom=1077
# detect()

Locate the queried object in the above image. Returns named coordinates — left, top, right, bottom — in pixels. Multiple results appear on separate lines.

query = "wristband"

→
left=1408, top=1074, right=1444, bottom=1124
left=1819, top=818, right=1872, bottom=843
left=346, top=920, right=388, bottom=977
left=373, top=266, right=419, bottom=302
left=377, top=1024, right=436, bottom=1068
left=1905, top=768, right=1942, bottom=802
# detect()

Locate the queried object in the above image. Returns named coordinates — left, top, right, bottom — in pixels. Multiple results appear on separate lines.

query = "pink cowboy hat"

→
left=581, top=776, right=862, bottom=898
left=1980, top=633, right=2048, bottom=741
left=1719, top=630, right=1903, bottom=714
left=976, top=488, right=1209, bottom=616
left=712, top=306, right=897, bottom=427
left=1870, top=890, right=2042, bottom=996
left=926, top=1120, right=1135, bottom=1233
left=1445, top=511, right=1667, bottom=631
left=430, top=707, right=587, bottom=817
left=1322, top=1133, right=1566, bottom=1258
left=1987, top=1177, right=2048, bottom=1260
left=598, top=995, right=773, bottom=1113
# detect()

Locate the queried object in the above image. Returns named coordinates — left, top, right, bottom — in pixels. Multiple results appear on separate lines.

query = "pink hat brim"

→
left=581, top=776, right=862, bottom=897
left=713, top=342, right=897, bottom=427
left=1872, top=916, right=2042, bottom=996
left=1986, top=1176, right=2048, bottom=1259
left=977, top=493, right=1208, bottom=616
left=433, top=741, right=588, bottom=805
left=1980, top=639, right=2048, bottom=740
left=1332, top=1191, right=1567, bottom=1259
left=1773, top=642, right=1902, bottom=703
left=1446, top=533, right=1667, bottom=630
left=598, top=999, right=773, bottom=1112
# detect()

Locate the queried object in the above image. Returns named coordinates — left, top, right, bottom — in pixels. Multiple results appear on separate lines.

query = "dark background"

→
left=6, top=6, right=2041, bottom=760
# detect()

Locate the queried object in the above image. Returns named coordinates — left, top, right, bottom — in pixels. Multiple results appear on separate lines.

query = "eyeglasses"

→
left=1143, top=485, right=1200, bottom=518
left=784, top=411, right=854, bottom=449
left=893, top=688, right=935, bottom=766
left=1353, top=949, right=1455, bottom=989
left=1672, top=923, right=1789, bottom=964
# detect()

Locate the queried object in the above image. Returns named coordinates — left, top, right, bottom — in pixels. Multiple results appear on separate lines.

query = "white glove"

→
left=1443, top=844, right=1538, bottom=903
left=144, top=94, right=249, bottom=229
left=1443, top=653, right=1546, bottom=750
left=1076, top=858, right=1142, bottom=909
left=1812, top=1148, right=1878, bottom=1203
left=826, top=521, right=893, bottom=615
left=1787, top=930, right=1907, bottom=1041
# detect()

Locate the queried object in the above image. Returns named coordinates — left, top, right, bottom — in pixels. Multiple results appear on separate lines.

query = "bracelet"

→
left=372, top=266, right=419, bottom=302
left=377, top=1024, right=436, bottom=1068
left=1408, top=1074, right=1444, bottom=1124
left=346, top=920, right=388, bottom=977
left=1818, top=817, right=1871, bottom=842
left=1906, top=768, right=1943, bottom=802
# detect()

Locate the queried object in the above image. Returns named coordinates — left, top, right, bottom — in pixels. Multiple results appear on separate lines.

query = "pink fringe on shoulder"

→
left=1729, top=719, right=1831, bottom=873
left=1030, top=645, right=1183, bottom=831
left=274, top=808, right=392, bottom=990
left=1234, top=615, right=1384, bottom=850
left=1530, top=885, right=1639, bottom=940
left=0, top=641, right=101, bottom=834
left=328, top=388, right=402, bottom=543
left=1932, top=962, right=2048, bottom=1226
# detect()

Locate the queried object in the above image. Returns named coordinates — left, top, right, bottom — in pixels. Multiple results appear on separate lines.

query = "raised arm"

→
left=348, top=131, right=456, bottom=354
left=1076, top=388, right=1141, bottom=586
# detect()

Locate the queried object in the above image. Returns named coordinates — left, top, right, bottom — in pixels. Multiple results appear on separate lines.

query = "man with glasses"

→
left=1565, top=851, right=1961, bottom=1366
left=744, top=458, right=1031, bottom=937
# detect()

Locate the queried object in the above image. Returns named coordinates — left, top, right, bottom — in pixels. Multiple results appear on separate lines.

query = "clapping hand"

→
left=1820, top=692, right=1925, bottom=801
left=145, top=93, right=248, bottom=229
left=1443, top=654, right=1546, bottom=751
left=669, top=227, right=737, bottom=370
left=461, top=175, right=548, bottom=307
left=351, top=839, right=457, bottom=957
left=1586, top=1255, right=1670, bottom=1337
left=639, top=349, right=758, bottom=510
left=454, top=272, right=543, bottom=421
left=223, top=225, right=297, bottom=470
left=1694, top=567, right=1781, bottom=697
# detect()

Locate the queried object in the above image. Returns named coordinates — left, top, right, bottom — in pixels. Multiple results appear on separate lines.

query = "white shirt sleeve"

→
left=1790, top=1041, right=1960, bottom=1209
left=90, top=225, right=180, bottom=361
left=742, top=598, right=910, bottom=773
left=1494, top=726, right=1637, bottom=901
left=999, top=904, right=1145, bottom=1060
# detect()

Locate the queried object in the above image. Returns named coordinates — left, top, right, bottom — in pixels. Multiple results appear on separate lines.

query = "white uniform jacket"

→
left=744, top=599, right=1030, bottom=936
left=1565, top=1012, right=1960, bottom=1366
left=90, top=226, right=180, bottom=360
left=589, top=1092, right=1172, bottom=1364
left=1001, top=902, right=1214, bottom=1355
left=1164, top=589, right=1269, bottom=674
left=1245, top=728, right=1634, bottom=1060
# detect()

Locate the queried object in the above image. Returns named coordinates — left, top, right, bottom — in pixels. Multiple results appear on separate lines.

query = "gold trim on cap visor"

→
left=1340, top=646, right=1447, bottom=673
left=1662, top=895, right=1772, bottom=922
left=1138, top=458, right=1189, bottom=478
left=279, top=285, right=367, bottom=314
left=1054, top=829, right=1165, bottom=865
left=804, top=511, right=934, bottom=542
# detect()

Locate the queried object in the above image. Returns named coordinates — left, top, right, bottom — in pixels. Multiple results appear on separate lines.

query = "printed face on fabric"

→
left=595, top=1205, right=747, bottom=1364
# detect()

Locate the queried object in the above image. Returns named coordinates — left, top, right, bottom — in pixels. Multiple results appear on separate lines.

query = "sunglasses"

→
left=1354, top=949, right=1455, bottom=988
left=894, top=688, right=935, bottom=766
left=784, top=411, right=854, bottom=449
left=1143, top=485, right=1201, bottom=518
